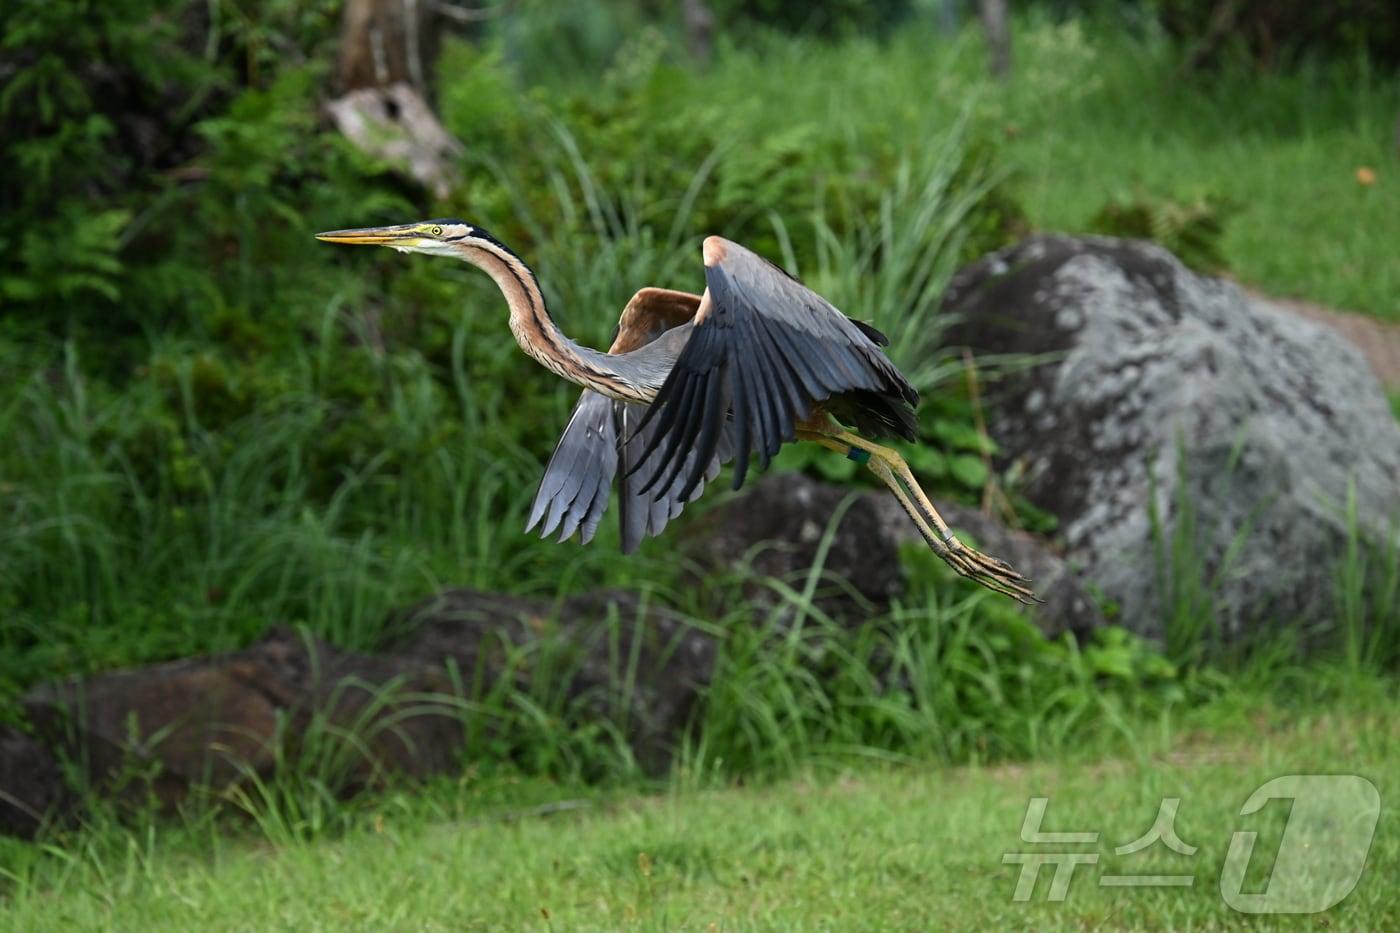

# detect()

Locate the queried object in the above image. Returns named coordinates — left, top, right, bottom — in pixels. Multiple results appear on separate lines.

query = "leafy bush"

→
left=0, top=0, right=346, bottom=325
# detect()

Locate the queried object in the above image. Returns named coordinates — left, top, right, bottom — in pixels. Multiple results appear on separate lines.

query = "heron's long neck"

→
left=462, top=241, right=638, bottom=400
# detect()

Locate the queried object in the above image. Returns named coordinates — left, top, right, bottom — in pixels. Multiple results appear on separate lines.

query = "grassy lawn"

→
left=4, top=691, right=1395, bottom=930
left=996, top=21, right=1400, bottom=320
left=667, top=17, right=1400, bottom=320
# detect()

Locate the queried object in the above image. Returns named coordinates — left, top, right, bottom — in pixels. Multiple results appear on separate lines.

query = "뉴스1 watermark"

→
left=1002, top=774, right=1380, bottom=914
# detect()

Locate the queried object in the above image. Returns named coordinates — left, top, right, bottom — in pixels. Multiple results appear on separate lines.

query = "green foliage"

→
left=1, top=208, right=131, bottom=304
left=0, top=0, right=191, bottom=313
left=1335, top=485, right=1400, bottom=672
left=1, top=0, right=1030, bottom=575
left=0, top=0, right=346, bottom=322
left=494, top=0, right=917, bottom=82
left=2, top=6, right=1398, bottom=851
left=1090, top=190, right=1234, bottom=272
left=0, top=0, right=1043, bottom=708
left=979, top=13, right=1400, bottom=319
left=1148, top=447, right=1245, bottom=669
left=436, top=41, right=1022, bottom=275
left=694, top=539, right=1193, bottom=779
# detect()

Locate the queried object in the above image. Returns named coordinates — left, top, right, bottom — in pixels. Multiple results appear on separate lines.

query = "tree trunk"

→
left=680, top=0, right=715, bottom=66
left=335, top=0, right=441, bottom=97
left=329, top=0, right=463, bottom=198
left=979, top=0, right=1011, bottom=79
left=934, top=0, right=960, bottom=34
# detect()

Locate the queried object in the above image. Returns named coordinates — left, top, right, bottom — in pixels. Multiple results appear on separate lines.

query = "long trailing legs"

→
left=797, top=422, right=1039, bottom=604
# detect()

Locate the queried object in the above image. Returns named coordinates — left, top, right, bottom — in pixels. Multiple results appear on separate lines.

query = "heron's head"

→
left=314, top=219, right=503, bottom=257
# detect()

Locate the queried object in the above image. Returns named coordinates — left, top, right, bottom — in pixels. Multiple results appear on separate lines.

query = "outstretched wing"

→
left=616, top=401, right=732, bottom=553
left=526, top=286, right=731, bottom=552
left=635, top=236, right=918, bottom=499
left=525, top=390, right=618, bottom=546
left=525, top=391, right=733, bottom=552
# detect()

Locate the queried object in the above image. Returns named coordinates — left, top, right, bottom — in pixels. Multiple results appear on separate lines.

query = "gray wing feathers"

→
left=616, top=403, right=732, bottom=554
left=635, top=239, right=917, bottom=500
left=528, top=391, right=732, bottom=552
left=526, top=390, right=618, bottom=545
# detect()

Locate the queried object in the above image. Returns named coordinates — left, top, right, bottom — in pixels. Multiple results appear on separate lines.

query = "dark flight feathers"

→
left=526, top=390, right=731, bottom=553
left=634, top=239, right=918, bottom=500
left=524, top=391, right=617, bottom=547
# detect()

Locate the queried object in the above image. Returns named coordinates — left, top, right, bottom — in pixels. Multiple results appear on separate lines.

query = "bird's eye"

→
left=430, top=225, right=444, bottom=237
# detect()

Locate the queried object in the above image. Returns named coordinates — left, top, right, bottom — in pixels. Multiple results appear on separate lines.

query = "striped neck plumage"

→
left=459, top=240, right=633, bottom=397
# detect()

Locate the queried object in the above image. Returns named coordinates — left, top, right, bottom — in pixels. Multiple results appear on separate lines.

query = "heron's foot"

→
left=887, top=477, right=1038, bottom=604
left=797, top=425, right=1040, bottom=605
left=886, top=483, right=1037, bottom=603
left=868, top=442, right=1039, bottom=604
left=933, top=527, right=1039, bottom=605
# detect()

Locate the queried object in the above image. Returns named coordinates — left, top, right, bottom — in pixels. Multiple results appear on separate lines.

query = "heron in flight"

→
left=316, top=221, right=1036, bottom=602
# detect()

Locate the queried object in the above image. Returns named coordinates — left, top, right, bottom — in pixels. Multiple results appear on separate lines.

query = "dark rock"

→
left=683, top=473, right=905, bottom=623
left=0, top=726, right=67, bottom=839
left=12, top=593, right=717, bottom=828
left=392, top=589, right=716, bottom=771
left=944, top=234, right=1400, bottom=638
left=22, top=627, right=460, bottom=809
left=687, top=472, right=1103, bottom=638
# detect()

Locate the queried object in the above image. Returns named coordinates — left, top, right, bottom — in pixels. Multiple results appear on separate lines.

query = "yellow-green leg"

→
left=797, top=426, right=1039, bottom=604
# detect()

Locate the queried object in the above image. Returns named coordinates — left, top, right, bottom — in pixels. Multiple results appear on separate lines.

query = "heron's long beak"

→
left=314, top=224, right=420, bottom=246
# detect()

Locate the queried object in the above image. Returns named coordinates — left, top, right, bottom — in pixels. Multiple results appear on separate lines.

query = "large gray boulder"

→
left=944, top=235, right=1400, bottom=639
left=686, top=472, right=1104, bottom=639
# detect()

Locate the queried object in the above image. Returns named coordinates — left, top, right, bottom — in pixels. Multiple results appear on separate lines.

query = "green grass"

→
left=3, top=685, right=1396, bottom=929
left=647, top=17, right=1400, bottom=318
left=994, top=19, right=1399, bottom=318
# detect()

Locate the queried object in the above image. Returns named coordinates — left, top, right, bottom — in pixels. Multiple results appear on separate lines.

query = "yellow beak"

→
left=314, top=224, right=420, bottom=245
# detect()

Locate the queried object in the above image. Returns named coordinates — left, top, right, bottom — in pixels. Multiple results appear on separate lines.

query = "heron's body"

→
left=317, top=221, right=1036, bottom=602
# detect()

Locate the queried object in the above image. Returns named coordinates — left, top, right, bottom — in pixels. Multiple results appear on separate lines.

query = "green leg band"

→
left=845, top=447, right=872, bottom=464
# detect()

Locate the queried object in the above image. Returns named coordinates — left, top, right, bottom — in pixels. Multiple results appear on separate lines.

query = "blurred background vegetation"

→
left=1, top=0, right=1397, bottom=695
left=0, top=0, right=1396, bottom=705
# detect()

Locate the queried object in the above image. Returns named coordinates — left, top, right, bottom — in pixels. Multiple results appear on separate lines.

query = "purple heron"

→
left=316, top=221, right=1036, bottom=603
